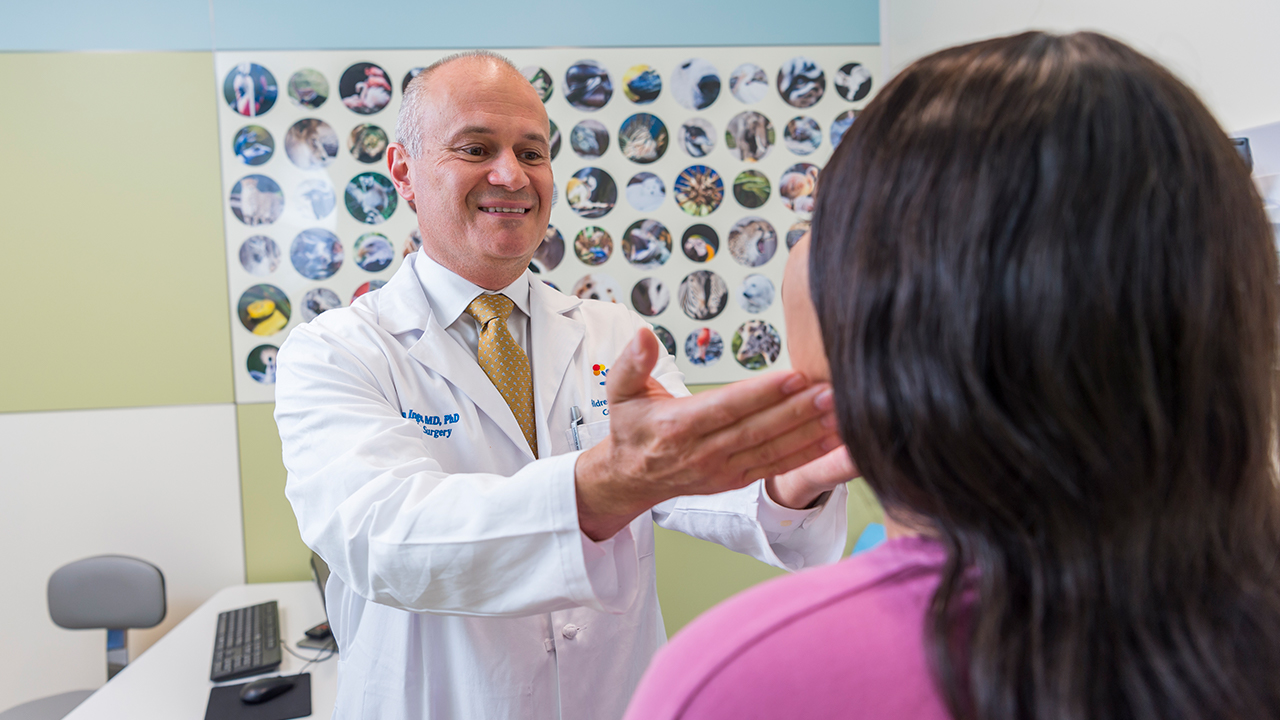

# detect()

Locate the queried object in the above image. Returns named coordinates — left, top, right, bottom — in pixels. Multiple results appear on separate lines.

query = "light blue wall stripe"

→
left=2, top=0, right=877, bottom=52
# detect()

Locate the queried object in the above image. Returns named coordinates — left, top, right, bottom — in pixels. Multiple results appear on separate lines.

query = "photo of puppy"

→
left=736, top=274, right=775, bottom=313
left=572, top=273, right=623, bottom=304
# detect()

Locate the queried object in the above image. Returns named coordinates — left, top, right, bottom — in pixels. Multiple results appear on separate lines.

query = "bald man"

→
left=275, top=51, right=854, bottom=720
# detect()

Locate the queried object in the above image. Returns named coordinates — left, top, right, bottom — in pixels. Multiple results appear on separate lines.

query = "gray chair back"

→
left=48, top=555, right=165, bottom=630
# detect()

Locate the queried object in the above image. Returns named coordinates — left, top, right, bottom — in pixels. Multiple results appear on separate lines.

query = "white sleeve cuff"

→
left=756, top=482, right=823, bottom=544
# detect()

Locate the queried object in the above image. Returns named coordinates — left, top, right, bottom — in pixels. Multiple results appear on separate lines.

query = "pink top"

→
left=623, top=537, right=953, bottom=720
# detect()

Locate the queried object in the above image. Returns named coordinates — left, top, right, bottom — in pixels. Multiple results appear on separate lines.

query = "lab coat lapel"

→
left=389, top=258, right=535, bottom=461
left=529, top=278, right=584, bottom=454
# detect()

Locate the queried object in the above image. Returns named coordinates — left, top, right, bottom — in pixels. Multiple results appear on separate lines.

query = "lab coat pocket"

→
left=565, top=419, right=610, bottom=451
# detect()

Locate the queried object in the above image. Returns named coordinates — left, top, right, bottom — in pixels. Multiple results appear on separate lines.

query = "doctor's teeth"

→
left=481, top=207, right=528, bottom=214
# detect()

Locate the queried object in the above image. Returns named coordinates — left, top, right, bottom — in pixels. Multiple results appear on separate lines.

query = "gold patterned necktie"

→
left=465, top=294, right=538, bottom=458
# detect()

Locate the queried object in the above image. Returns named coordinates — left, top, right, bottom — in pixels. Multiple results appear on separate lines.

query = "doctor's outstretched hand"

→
left=574, top=328, right=848, bottom=541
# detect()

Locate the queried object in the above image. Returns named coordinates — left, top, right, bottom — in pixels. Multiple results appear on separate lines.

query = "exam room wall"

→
left=7, top=0, right=1280, bottom=711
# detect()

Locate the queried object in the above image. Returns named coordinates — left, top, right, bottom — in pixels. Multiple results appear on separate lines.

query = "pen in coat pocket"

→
left=570, top=405, right=584, bottom=451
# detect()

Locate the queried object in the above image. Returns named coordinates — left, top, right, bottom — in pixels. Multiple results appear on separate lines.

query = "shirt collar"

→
left=413, top=250, right=531, bottom=327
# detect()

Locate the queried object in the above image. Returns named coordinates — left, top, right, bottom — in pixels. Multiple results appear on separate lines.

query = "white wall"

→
left=0, top=405, right=245, bottom=711
left=884, top=0, right=1280, bottom=133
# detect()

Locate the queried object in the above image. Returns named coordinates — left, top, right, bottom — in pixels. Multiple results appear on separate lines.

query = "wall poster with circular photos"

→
left=215, top=46, right=879, bottom=402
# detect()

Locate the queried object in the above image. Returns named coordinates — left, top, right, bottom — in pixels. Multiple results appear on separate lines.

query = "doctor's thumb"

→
left=607, top=329, right=660, bottom=401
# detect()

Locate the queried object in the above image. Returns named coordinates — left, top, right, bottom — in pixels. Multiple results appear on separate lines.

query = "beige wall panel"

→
left=0, top=52, right=233, bottom=414
left=238, top=403, right=312, bottom=583
left=0, top=404, right=245, bottom=712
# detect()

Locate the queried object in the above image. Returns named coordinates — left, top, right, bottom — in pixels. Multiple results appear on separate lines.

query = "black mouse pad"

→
left=204, top=673, right=312, bottom=720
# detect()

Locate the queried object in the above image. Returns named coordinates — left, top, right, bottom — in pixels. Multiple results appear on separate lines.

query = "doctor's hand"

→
left=574, top=328, right=842, bottom=541
left=764, top=445, right=858, bottom=510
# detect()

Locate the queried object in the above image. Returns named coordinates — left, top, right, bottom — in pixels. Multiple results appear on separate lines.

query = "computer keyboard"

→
left=210, top=600, right=282, bottom=681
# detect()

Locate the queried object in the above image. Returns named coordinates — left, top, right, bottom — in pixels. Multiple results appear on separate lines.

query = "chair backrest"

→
left=47, top=555, right=166, bottom=630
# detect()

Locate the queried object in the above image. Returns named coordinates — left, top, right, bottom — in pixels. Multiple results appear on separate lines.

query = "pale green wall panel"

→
left=0, top=52, right=233, bottom=413
left=655, top=478, right=883, bottom=636
left=237, top=402, right=312, bottom=583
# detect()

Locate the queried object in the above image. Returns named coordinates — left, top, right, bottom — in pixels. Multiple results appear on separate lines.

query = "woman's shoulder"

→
left=625, top=536, right=953, bottom=720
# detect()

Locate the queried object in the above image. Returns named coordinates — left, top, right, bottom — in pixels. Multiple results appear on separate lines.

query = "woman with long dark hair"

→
left=624, top=32, right=1280, bottom=720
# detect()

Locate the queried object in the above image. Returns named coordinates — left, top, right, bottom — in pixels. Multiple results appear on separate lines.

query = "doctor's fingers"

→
left=721, top=413, right=840, bottom=480
left=668, top=370, right=816, bottom=436
left=729, top=424, right=845, bottom=486
left=697, top=382, right=834, bottom=459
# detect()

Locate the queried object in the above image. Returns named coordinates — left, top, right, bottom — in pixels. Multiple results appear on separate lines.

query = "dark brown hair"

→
left=810, top=31, right=1280, bottom=719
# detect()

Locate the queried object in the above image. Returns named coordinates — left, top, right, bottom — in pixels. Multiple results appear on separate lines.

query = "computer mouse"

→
left=239, top=675, right=296, bottom=704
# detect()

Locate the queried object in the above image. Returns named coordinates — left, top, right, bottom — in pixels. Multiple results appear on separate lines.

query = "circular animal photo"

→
left=831, top=109, right=856, bottom=147
left=352, top=280, right=387, bottom=303
left=572, top=273, right=624, bottom=304
left=618, top=113, right=668, bottom=164
left=299, top=287, right=341, bottom=322
left=340, top=62, right=393, bottom=114
left=729, top=63, right=769, bottom=104
left=779, top=163, right=820, bottom=219
left=733, top=320, right=783, bottom=370
left=678, top=270, right=729, bottom=320
left=345, top=172, right=397, bottom=224
left=574, top=226, right=613, bottom=266
left=631, top=278, right=670, bottom=316
left=681, top=224, right=718, bottom=262
left=543, top=280, right=560, bottom=292
left=230, top=174, right=283, bottom=226
left=233, top=125, right=274, bottom=166
left=571, top=119, right=609, bottom=159
left=239, top=235, right=281, bottom=276
left=679, top=118, right=716, bottom=158
left=685, top=327, right=724, bottom=366
left=403, top=227, right=422, bottom=257
left=564, top=60, right=613, bottom=111
left=622, top=219, right=672, bottom=268
left=784, top=116, right=821, bottom=155
left=626, top=172, right=666, bottom=212
left=786, top=220, right=810, bottom=249
left=778, top=56, right=826, bottom=108
left=652, top=325, right=677, bottom=358
left=728, top=216, right=779, bottom=267
left=349, top=124, right=389, bottom=163
left=532, top=225, right=565, bottom=272
left=284, top=118, right=339, bottom=169
left=522, top=66, right=554, bottom=102
left=401, top=67, right=424, bottom=93
left=566, top=167, right=617, bottom=218
left=294, top=178, right=335, bottom=221
left=246, top=345, right=279, bottom=384
left=354, top=232, right=394, bottom=272
left=224, top=63, right=278, bottom=117
left=671, top=58, right=721, bottom=111
left=725, top=111, right=774, bottom=162
left=238, top=284, right=291, bottom=336
left=622, top=64, right=661, bottom=104
left=733, top=170, right=771, bottom=209
left=736, top=273, right=775, bottom=313
left=835, top=62, right=872, bottom=102
left=290, top=228, right=343, bottom=280
left=549, top=119, right=562, bottom=161
left=287, top=68, right=329, bottom=109
left=674, top=165, right=724, bottom=217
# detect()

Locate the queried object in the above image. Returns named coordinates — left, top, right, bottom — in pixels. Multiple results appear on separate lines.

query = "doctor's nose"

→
left=487, top=148, right=530, bottom=191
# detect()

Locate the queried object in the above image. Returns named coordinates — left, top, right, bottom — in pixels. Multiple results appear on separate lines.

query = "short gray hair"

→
left=395, top=50, right=520, bottom=158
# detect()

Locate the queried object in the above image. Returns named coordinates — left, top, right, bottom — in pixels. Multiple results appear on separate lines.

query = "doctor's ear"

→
left=386, top=143, right=417, bottom=209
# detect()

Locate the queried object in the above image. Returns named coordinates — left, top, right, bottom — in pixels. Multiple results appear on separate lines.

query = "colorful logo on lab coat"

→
left=592, top=364, right=608, bottom=385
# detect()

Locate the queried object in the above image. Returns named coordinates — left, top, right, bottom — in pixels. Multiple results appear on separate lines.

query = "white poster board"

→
left=214, top=46, right=879, bottom=403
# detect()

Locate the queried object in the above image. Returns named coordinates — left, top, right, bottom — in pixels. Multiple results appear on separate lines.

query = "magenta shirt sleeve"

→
left=623, top=537, right=953, bottom=720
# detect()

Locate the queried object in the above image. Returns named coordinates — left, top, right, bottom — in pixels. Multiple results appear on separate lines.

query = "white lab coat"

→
left=275, top=252, right=849, bottom=720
